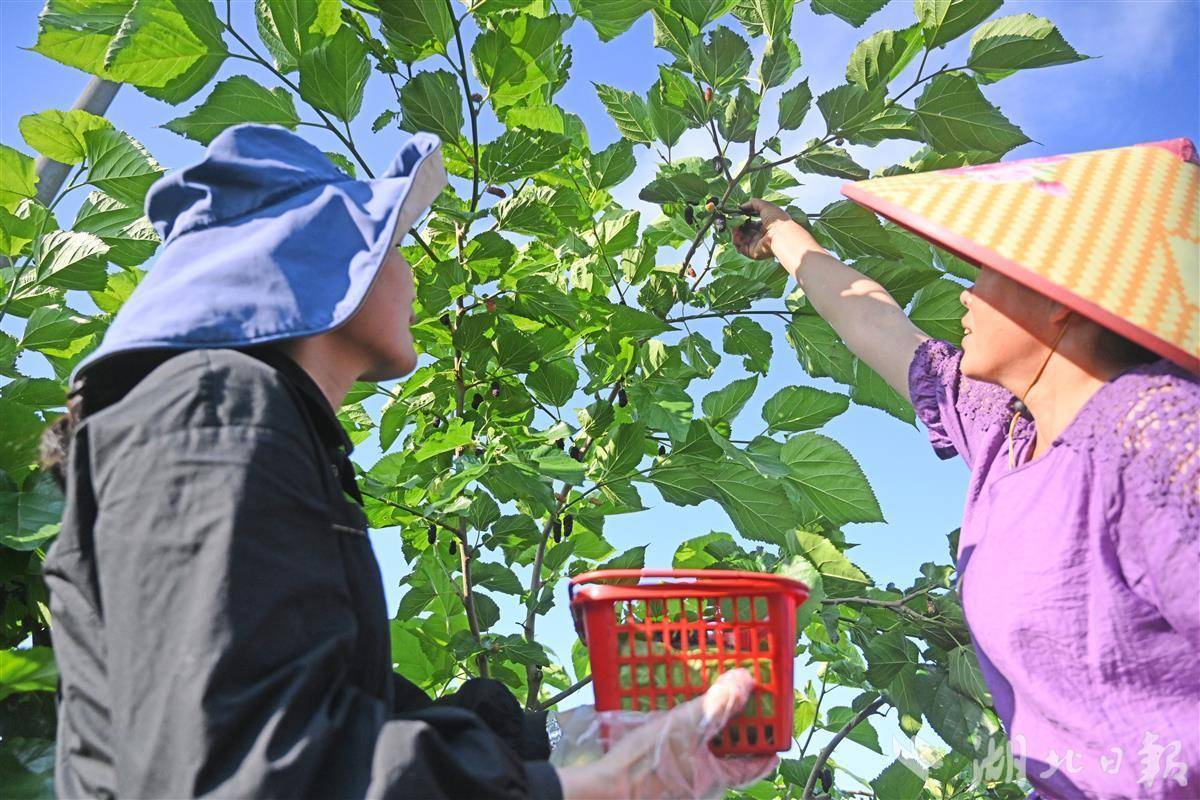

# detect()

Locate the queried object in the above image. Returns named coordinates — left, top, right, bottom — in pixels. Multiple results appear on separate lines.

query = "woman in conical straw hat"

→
left=735, top=138, right=1198, bottom=800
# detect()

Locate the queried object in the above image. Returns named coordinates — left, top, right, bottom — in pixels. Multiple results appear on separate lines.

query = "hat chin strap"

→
left=1007, top=312, right=1073, bottom=468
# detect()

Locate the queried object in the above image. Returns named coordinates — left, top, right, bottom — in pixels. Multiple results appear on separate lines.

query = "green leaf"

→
left=810, top=0, right=889, bottom=28
left=686, top=26, right=752, bottom=91
left=871, top=758, right=926, bottom=800
left=413, top=417, right=474, bottom=461
left=0, top=647, right=57, bottom=701
left=916, top=0, right=1003, bottom=49
left=762, top=386, right=849, bottom=433
left=968, top=13, right=1088, bottom=78
left=667, top=0, right=739, bottom=29
left=163, top=75, right=301, bottom=145
left=594, top=83, right=656, bottom=144
left=817, top=83, right=887, bottom=136
left=759, top=34, right=801, bottom=90
left=73, top=191, right=159, bottom=267
left=82, top=128, right=165, bottom=208
left=471, top=14, right=570, bottom=112
left=255, top=0, right=342, bottom=73
left=844, top=104, right=923, bottom=146
left=780, top=433, right=883, bottom=525
left=949, top=645, right=992, bottom=704
left=824, top=704, right=882, bottom=752
left=585, top=139, right=636, bottom=191
left=777, top=79, right=812, bottom=130
left=0, top=470, right=63, bottom=552
left=718, top=86, right=759, bottom=144
left=390, top=619, right=434, bottom=687
left=598, top=544, right=647, bottom=573
left=0, top=399, right=44, bottom=479
left=791, top=141, right=868, bottom=180
left=812, top=199, right=897, bottom=260
left=480, top=127, right=571, bottom=184
left=573, top=0, right=655, bottom=42
left=850, top=357, right=916, bottom=425
left=18, top=109, right=112, bottom=165
left=493, top=188, right=561, bottom=238
left=103, top=0, right=228, bottom=104
left=865, top=630, right=919, bottom=687
left=1, top=145, right=38, bottom=210
left=701, top=376, right=757, bottom=424
left=846, top=24, right=924, bottom=89
left=31, top=0, right=130, bottom=79
left=299, top=25, right=370, bottom=123
left=909, top=277, right=965, bottom=345
left=30, top=230, right=110, bottom=291
left=379, top=0, right=452, bottom=64
left=920, top=673, right=1000, bottom=758
left=18, top=305, right=97, bottom=354
left=651, top=9, right=696, bottom=60
left=786, top=315, right=856, bottom=384
left=526, top=358, right=578, bottom=407
left=913, top=72, right=1030, bottom=154
left=592, top=420, right=646, bottom=479
left=648, top=77, right=689, bottom=148
left=400, top=69, right=464, bottom=145
left=638, top=172, right=710, bottom=205
left=722, top=317, right=772, bottom=375
left=789, top=529, right=870, bottom=587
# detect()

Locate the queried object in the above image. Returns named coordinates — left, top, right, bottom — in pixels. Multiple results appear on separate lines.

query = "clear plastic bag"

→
left=551, top=669, right=778, bottom=799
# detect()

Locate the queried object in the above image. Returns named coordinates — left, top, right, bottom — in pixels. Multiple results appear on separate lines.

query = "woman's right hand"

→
left=553, top=669, right=776, bottom=799
left=731, top=199, right=794, bottom=260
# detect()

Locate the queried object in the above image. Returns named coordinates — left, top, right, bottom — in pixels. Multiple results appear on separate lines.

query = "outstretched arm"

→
left=734, top=198, right=930, bottom=397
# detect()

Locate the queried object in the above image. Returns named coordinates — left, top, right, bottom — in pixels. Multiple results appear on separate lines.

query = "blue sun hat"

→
left=70, top=123, right=446, bottom=382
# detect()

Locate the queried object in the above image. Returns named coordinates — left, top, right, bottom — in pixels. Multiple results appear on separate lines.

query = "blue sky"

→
left=3, top=0, right=1198, bottom=789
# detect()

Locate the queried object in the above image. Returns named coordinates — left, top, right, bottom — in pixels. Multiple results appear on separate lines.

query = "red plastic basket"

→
left=569, top=569, right=810, bottom=755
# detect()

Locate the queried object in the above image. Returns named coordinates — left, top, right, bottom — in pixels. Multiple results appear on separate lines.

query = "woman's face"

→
left=347, top=245, right=418, bottom=381
left=959, top=266, right=1060, bottom=384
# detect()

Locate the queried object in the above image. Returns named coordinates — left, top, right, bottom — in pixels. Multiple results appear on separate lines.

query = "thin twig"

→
left=219, top=14, right=375, bottom=178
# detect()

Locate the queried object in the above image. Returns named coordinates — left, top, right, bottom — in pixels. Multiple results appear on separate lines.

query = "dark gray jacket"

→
left=43, top=346, right=560, bottom=799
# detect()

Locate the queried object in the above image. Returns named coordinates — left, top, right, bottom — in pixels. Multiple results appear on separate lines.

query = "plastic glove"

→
left=552, top=669, right=778, bottom=799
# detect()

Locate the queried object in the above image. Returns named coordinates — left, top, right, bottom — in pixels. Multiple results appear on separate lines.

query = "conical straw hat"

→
left=842, top=139, right=1199, bottom=373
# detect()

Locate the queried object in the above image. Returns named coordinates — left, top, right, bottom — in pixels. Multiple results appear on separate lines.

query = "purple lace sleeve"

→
left=906, top=338, right=1020, bottom=470
left=1088, top=363, right=1200, bottom=650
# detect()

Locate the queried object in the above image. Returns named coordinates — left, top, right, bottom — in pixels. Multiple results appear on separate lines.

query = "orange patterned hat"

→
left=842, top=139, right=1199, bottom=373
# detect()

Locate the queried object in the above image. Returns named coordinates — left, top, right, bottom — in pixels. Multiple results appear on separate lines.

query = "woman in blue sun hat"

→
left=39, top=124, right=774, bottom=800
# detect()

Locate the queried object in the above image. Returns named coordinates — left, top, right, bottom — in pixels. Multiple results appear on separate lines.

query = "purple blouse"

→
left=908, top=338, right=1199, bottom=800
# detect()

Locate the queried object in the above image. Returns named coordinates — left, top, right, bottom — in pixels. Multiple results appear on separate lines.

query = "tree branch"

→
left=802, top=695, right=887, bottom=800
left=446, top=0, right=481, bottom=212
left=535, top=675, right=593, bottom=711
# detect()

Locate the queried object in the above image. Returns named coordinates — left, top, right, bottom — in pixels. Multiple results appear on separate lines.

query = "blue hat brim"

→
left=71, top=127, right=446, bottom=383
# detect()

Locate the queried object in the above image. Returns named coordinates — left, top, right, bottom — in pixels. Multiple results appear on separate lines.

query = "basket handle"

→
left=568, top=568, right=808, bottom=602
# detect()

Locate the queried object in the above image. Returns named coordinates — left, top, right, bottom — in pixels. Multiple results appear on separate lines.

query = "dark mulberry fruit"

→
left=440, top=313, right=451, bottom=326
left=485, top=185, right=506, bottom=198
left=684, top=205, right=695, bottom=225
left=563, top=515, right=574, bottom=535
left=658, top=444, right=666, bottom=456
left=490, top=380, right=501, bottom=398
left=554, top=438, right=564, bottom=450
left=431, top=415, right=443, bottom=429
left=427, top=524, right=436, bottom=544
left=568, top=445, right=582, bottom=461
left=713, top=215, right=727, bottom=233
left=448, top=540, right=458, bottom=555
left=472, top=393, right=483, bottom=410
left=618, top=388, right=628, bottom=407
